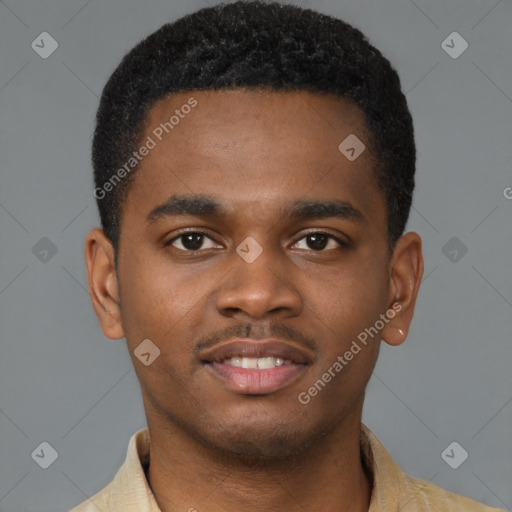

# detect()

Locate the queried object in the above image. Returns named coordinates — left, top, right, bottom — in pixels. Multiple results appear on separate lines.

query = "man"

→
left=72, top=1, right=505, bottom=510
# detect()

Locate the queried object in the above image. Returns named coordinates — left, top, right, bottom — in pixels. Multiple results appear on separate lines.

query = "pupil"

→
left=183, top=233, right=203, bottom=250
left=307, top=234, right=328, bottom=250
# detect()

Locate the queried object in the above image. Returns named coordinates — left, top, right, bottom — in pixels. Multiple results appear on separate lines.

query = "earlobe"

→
left=382, top=319, right=407, bottom=346
left=381, top=301, right=408, bottom=346
left=84, top=228, right=125, bottom=340
left=381, top=232, right=424, bottom=347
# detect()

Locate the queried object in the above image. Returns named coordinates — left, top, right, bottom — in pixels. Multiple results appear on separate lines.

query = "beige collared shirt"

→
left=70, top=424, right=505, bottom=511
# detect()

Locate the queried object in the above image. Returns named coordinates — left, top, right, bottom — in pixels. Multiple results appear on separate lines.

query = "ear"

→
left=381, top=231, right=424, bottom=347
left=84, top=228, right=125, bottom=340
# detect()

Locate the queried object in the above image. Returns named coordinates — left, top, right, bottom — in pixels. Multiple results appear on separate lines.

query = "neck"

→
left=146, top=405, right=372, bottom=512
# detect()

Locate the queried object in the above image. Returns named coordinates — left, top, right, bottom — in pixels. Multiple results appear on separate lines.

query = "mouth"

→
left=221, top=355, right=293, bottom=369
left=199, top=339, right=314, bottom=395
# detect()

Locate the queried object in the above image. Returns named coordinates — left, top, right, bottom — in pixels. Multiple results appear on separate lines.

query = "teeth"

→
left=230, top=357, right=243, bottom=367
left=224, top=356, right=287, bottom=369
left=242, top=357, right=258, bottom=369
left=257, top=357, right=278, bottom=369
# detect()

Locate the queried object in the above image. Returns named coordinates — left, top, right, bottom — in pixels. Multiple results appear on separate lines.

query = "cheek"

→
left=304, top=255, right=389, bottom=329
left=300, top=271, right=383, bottom=410
left=118, top=253, right=206, bottom=344
left=298, top=253, right=388, bottom=398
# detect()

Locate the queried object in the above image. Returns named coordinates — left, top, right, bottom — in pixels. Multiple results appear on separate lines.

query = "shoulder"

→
left=360, top=424, right=506, bottom=512
left=400, top=472, right=507, bottom=512
left=68, top=479, right=116, bottom=512
left=68, top=428, right=152, bottom=512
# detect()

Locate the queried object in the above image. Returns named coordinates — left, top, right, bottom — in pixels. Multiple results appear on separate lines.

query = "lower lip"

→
left=206, top=362, right=306, bottom=394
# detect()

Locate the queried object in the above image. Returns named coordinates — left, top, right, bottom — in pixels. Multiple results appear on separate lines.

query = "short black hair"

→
left=92, top=0, right=415, bottom=254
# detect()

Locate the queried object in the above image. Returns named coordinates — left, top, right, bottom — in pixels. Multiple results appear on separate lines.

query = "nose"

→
left=215, top=243, right=303, bottom=321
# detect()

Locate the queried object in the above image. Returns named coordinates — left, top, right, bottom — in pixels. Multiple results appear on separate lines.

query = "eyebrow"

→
left=146, top=195, right=227, bottom=222
left=286, top=199, right=363, bottom=223
left=146, top=194, right=364, bottom=223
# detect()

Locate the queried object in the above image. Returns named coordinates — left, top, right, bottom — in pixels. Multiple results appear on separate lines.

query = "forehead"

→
left=124, top=88, right=384, bottom=226
left=145, top=88, right=369, bottom=154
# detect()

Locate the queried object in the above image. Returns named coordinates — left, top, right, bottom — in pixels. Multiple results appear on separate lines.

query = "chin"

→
left=194, top=410, right=329, bottom=463
left=207, top=426, right=313, bottom=461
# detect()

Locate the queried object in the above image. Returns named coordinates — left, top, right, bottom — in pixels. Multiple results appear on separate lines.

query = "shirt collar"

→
left=109, top=428, right=160, bottom=511
left=114, top=423, right=404, bottom=511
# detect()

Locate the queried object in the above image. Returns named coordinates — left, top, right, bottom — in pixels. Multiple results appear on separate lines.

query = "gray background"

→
left=0, top=0, right=511, bottom=510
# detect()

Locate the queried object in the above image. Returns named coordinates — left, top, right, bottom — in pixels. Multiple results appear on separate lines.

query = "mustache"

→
left=194, top=322, right=318, bottom=354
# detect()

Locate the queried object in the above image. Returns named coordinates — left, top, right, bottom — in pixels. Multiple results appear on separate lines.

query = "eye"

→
left=165, top=231, right=221, bottom=252
left=292, top=232, right=347, bottom=252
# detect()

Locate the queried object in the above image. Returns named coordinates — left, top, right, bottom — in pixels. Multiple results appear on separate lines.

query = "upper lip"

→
left=199, top=338, right=314, bottom=364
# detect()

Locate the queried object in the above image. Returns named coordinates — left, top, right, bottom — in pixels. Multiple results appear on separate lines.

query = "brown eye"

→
left=292, top=232, right=346, bottom=251
left=178, top=233, right=204, bottom=250
left=166, top=232, right=220, bottom=252
left=305, top=234, right=329, bottom=250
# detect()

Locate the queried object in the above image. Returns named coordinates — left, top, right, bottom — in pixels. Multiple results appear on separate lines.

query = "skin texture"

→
left=85, top=89, right=423, bottom=512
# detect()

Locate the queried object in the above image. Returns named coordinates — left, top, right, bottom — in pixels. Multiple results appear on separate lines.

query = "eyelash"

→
left=163, top=230, right=349, bottom=252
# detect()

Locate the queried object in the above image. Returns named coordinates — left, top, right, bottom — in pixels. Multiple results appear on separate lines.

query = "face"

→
left=86, top=89, right=423, bottom=459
